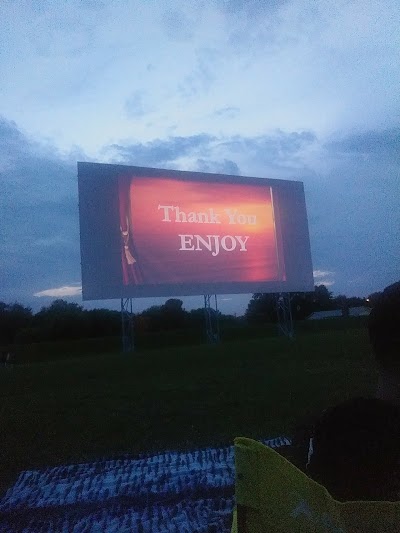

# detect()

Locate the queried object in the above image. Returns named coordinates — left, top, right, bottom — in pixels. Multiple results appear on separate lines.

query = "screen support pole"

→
left=204, top=294, right=220, bottom=344
left=276, top=293, right=294, bottom=339
left=121, top=298, right=134, bottom=353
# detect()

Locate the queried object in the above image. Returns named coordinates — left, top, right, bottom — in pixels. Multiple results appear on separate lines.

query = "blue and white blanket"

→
left=0, top=437, right=290, bottom=532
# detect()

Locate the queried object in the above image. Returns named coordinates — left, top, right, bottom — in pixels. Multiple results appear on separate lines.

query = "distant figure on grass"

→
left=307, top=281, right=400, bottom=501
left=1, top=351, right=11, bottom=367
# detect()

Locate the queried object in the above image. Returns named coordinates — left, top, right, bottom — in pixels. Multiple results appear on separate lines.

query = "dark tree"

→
left=160, top=299, right=186, bottom=330
left=164, top=299, right=184, bottom=311
left=34, top=299, right=85, bottom=340
left=245, top=285, right=336, bottom=324
left=346, top=297, right=367, bottom=307
left=314, top=285, right=334, bottom=310
left=84, top=309, right=120, bottom=338
left=290, top=292, right=316, bottom=320
left=367, top=291, right=382, bottom=307
left=0, top=302, right=33, bottom=345
left=245, top=293, right=279, bottom=323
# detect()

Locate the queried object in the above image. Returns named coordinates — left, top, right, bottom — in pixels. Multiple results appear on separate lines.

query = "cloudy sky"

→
left=1, top=0, right=399, bottom=315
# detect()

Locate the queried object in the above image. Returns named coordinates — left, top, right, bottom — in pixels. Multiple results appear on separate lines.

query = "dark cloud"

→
left=0, top=118, right=80, bottom=305
left=0, top=117, right=26, bottom=150
left=326, top=128, right=400, bottom=162
left=106, top=129, right=316, bottom=173
left=0, top=118, right=78, bottom=203
left=219, top=130, right=317, bottom=170
left=304, top=128, right=400, bottom=296
left=195, top=158, right=241, bottom=175
left=108, top=133, right=216, bottom=167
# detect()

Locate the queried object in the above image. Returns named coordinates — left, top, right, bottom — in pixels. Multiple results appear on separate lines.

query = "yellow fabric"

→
left=231, top=437, right=400, bottom=533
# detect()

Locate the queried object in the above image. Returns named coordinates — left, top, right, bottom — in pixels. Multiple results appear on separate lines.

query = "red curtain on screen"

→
left=118, top=178, right=144, bottom=285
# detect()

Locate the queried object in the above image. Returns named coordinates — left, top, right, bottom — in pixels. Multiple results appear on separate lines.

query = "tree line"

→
left=0, top=286, right=381, bottom=346
left=0, top=298, right=236, bottom=346
left=245, top=285, right=376, bottom=324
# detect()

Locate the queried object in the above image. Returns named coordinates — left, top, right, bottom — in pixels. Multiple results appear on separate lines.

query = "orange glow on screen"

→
left=119, top=177, right=284, bottom=285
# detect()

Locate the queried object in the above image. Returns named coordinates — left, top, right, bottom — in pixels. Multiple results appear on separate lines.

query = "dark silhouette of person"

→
left=307, top=282, right=400, bottom=501
left=370, top=282, right=400, bottom=405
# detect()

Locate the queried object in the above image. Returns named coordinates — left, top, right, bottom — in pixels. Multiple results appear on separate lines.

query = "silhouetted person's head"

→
left=308, top=397, right=400, bottom=501
left=368, top=282, right=400, bottom=403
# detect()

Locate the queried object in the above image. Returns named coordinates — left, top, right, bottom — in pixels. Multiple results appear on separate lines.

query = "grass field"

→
left=0, top=326, right=377, bottom=497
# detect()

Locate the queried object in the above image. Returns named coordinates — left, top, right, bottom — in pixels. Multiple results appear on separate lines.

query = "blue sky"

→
left=1, top=0, right=399, bottom=315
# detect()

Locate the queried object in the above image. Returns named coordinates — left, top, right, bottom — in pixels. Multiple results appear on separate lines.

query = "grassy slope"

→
left=0, top=328, right=376, bottom=495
